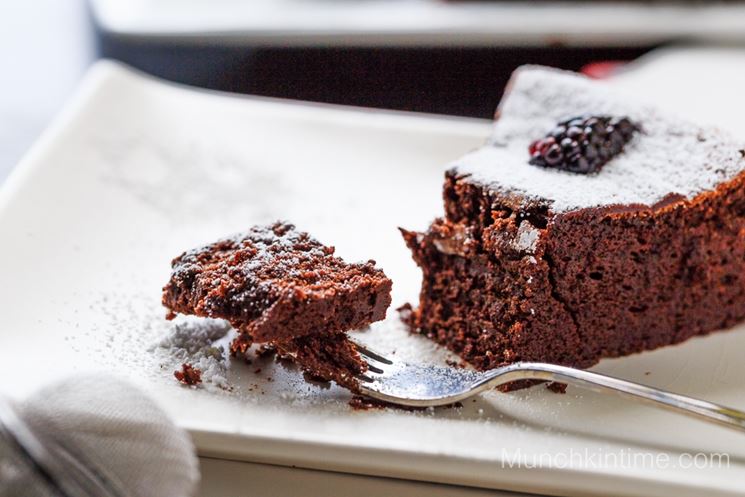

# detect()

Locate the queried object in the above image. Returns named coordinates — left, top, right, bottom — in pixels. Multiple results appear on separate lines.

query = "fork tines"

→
left=350, top=338, right=392, bottom=382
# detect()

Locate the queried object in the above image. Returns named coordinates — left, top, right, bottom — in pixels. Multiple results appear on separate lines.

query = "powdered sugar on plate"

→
left=454, top=66, right=745, bottom=213
left=149, top=318, right=233, bottom=391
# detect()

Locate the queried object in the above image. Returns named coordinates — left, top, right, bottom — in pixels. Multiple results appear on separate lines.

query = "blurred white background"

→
left=0, top=0, right=91, bottom=181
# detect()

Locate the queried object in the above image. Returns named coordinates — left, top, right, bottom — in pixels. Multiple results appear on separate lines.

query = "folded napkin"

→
left=5, top=374, right=199, bottom=497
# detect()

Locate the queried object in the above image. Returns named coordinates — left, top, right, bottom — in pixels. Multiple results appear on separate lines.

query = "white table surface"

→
left=0, top=0, right=91, bottom=183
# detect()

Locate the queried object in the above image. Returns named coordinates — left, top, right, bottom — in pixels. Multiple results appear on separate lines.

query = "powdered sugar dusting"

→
left=175, top=222, right=333, bottom=282
left=513, top=223, right=540, bottom=254
left=454, top=66, right=745, bottom=213
left=149, top=318, right=232, bottom=390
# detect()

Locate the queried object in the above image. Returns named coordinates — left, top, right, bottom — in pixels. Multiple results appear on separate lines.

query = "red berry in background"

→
left=580, top=61, right=627, bottom=80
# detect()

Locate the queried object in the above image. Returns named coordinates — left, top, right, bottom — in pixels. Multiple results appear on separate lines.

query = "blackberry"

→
left=528, top=115, right=638, bottom=174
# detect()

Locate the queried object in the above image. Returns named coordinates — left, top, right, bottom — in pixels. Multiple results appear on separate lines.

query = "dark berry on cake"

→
left=529, top=115, right=638, bottom=173
left=163, top=222, right=392, bottom=392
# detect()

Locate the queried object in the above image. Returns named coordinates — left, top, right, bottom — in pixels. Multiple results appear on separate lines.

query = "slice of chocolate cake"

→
left=163, top=222, right=392, bottom=391
left=404, top=66, right=745, bottom=375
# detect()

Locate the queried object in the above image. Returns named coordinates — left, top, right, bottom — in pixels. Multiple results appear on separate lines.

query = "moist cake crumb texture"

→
left=277, top=333, right=368, bottom=393
left=405, top=65, right=745, bottom=383
left=174, top=363, right=203, bottom=386
left=163, top=221, right=393, bottom=393
left=163, top=221, right=392, bottom=342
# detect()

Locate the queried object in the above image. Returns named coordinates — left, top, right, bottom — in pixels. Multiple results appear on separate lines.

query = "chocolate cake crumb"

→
left=163, top=221, right=392, bottom=344
left=546, top=382, right=567, bottom=394
left=445, top=359, right=469, bottom=369
left=256, top=344, right=277, bottom=358
left=396, top=302, right=415, bottom=327
left=349, top=395, right=393, bottom=410
left=303, top=371, right=332, bottom=385
left=229, top=333, right=253, bottom=360
left=163, top=222, right=392, bottom=394
left=174, top=363, right=202, bottom=386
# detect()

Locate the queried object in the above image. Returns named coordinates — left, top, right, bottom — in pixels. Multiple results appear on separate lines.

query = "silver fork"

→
left=350, top=339, right=745, bottom=433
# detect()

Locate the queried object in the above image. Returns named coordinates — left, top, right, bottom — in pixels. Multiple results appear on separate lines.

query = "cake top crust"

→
left=452, top=66, right=745, bottom=213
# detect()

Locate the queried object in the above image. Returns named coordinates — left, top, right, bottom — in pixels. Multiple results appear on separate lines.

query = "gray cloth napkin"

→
left=14, top=374, right=199, bottom=497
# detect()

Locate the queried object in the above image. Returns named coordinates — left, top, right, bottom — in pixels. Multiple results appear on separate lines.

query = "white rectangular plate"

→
left=89, top=0, right=745, bottom=47
left=2, top=48, right=745, bottom=497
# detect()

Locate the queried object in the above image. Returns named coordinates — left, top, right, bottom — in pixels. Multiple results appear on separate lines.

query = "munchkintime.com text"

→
left=501, top=448, right=730, bottom=470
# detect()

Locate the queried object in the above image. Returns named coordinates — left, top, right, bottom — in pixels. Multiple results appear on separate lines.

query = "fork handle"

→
left=480, top=363, right=745, bottom=433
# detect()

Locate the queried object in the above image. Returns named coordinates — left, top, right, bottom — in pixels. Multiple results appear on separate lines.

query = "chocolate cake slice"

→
left=404, top=66, right=745, bottom=376
left=163, top=222, right=392, bottom=391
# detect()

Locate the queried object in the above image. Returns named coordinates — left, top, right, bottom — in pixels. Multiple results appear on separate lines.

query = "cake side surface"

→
left=402, top=218, right=591, bottom=373
left=545, top=171, right=745, bottom=359
left=408, top=166, right=745, bottom=373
